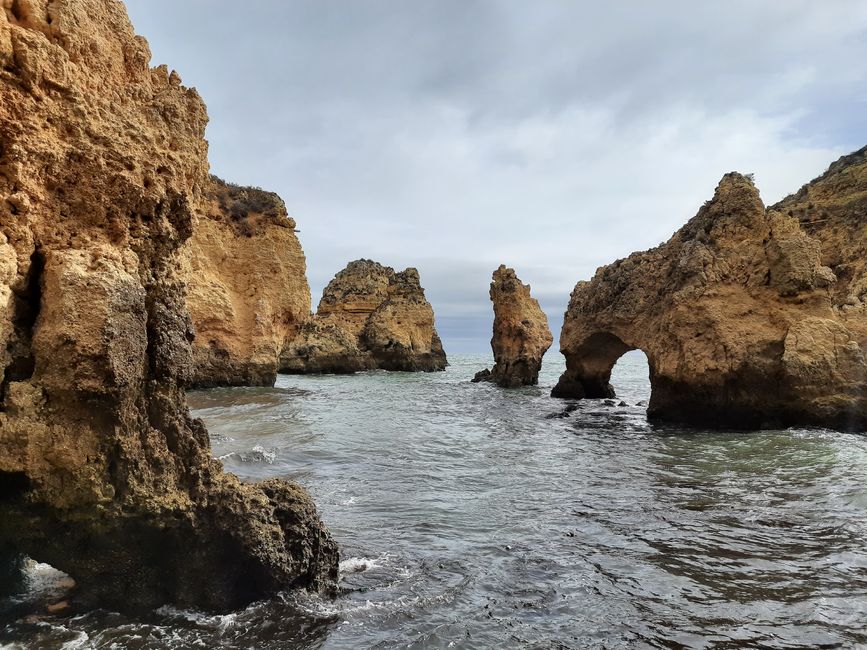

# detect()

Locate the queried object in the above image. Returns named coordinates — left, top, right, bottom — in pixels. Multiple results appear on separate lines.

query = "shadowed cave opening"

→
left=0, top=473, right=74, bottom=606
left=0, top=471, right=30, bottom=502
left=1, top=248, right=43, bottom=409
left=0, top=553, right=75, bottom=607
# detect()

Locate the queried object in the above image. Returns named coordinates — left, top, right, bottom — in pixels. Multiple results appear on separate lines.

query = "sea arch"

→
left=551, top=330, right=655, bottom=402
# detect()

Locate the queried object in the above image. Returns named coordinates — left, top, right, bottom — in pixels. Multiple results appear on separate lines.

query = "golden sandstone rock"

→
left=2, top=0, right=865, bottom=622
left=553, top=151, right=867, bottom=430
left=182, top=176, right=311, bottom=387
left=281, top=259, right=447, bottom=373
left=0, top=0, right=336, bottom=611
left=474, top=265, right=553, bottom=387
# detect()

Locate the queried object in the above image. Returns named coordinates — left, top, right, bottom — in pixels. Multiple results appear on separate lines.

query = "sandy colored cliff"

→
left=553, top=150, right=867, bottom=430
left=0, top=0, right=336, bottom=612
left=182, top=176, right=311, bottom=387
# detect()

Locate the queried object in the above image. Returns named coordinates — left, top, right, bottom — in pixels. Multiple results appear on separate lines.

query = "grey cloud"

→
left=126, top=1, right=867, bottom=352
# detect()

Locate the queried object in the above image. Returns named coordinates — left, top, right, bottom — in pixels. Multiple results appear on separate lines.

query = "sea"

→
left=3, top=352, right=867, bottom=648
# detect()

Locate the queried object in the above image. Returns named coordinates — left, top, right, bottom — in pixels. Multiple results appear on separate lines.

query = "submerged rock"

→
left=182, top=176, right=311, bottom=388
left=474, top=265, right=553, bottom=387
left=281, top=259, right=447, bottom=373
left=0, top=0, right=336, bottom=612
left=552, top=153, right=867, bottom=431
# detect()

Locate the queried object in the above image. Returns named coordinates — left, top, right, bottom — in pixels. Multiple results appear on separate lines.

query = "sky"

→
left=125, top=1, right=867, bottom=353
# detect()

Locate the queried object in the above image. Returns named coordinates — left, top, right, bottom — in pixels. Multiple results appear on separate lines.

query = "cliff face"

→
left=770, top=146, right=867, bottom=331
left=552, top=151, right=867, bottom=431
left=181, top=176, right=311, bottom=388
left=0, top=0, right=336, bottom=612
left=281, top=259, right=447, bottom=373
left=473, top=265, right=553, bottom=387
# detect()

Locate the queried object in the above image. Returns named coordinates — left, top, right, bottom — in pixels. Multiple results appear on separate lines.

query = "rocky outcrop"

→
left=473, top=265, right=553, bottom=387
left=553, top=150, right=867, bottom=431
left=0, top=0, right=336, bottom=613
left=280, top=259, right=447, bottom=373
left=181, top=176, right=310, bottom=388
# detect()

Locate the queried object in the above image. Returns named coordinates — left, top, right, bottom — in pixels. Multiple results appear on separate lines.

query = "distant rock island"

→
left=281, top=259, right=447, bottom=374
left=474, top=265, right=553, bottom=387
left=182, top=176, right=310, bottom=388
left=553, top=149, right=867, bottom=431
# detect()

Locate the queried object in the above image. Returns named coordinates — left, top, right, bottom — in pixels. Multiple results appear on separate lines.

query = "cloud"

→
left=126, top=0, right=867, bottom=353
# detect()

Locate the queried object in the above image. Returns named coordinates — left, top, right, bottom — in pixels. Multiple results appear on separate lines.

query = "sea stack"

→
left=182, top=176, right=311, bottom=388
left=474, top=265, right=553, bottom=387
left=0, top=0, right=337, bottom=612
left=280, top=259, right=447, bottom=373
left=552, top=149, right=867, bottom=431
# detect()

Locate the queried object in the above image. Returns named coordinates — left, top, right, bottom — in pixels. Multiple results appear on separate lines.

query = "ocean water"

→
left=4, top=352, right=867, bottom=648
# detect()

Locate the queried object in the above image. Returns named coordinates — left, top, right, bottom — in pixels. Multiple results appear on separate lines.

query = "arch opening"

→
left=0, top=551, right=76, bottom=612
left=610, top=349, right=651, bottom=406
left=0, top=472, right=76, bottom=608
left=552, top=331, right=654, bottom=406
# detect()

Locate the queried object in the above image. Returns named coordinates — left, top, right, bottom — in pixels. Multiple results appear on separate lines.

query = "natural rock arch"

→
left=552, top=331, right=640, bottom=399
left=552, top=156, right=867, bottom=431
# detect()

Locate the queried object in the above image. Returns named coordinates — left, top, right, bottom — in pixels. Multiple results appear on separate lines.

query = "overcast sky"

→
left=126, top=1, right=867, bottom=353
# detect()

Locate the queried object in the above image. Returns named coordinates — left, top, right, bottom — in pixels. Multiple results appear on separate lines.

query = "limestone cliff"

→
left=281, top=259, right=447, bottom=373
left=552, top=152, right=867, bottom=431
left=182, top=176, right=310, bottom=388
left=473, top=265, right=553, bottom=387
left=0, top=0, right=336, bottom=612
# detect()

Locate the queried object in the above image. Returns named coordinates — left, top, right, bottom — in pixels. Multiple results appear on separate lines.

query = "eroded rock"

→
left=281, top=259, right=447, bottom=373
left=0, top=0, right=336, bottom=612
left=182, top=176, right=311, bottom=388
left=553, top=156, right=867, bottom=431
left=474, top=265, right=553, bottom=387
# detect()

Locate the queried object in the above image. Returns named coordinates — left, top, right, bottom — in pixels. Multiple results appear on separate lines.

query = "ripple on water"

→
left=4, top=353, right=867, bottom=648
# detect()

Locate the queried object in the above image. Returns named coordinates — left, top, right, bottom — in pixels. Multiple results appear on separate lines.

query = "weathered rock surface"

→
left=0, top=0, right=336, bottom=612
left=552, top=152, right=867, bottom=431
left=473, top=265, right=553, bottom=387
left=182, top=176, right=310, bottom=388
left=281, top=259, right=447, bottom=373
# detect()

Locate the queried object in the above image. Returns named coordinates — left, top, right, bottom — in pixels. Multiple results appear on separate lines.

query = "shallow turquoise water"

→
left=4, top=352, right=867, bottom=648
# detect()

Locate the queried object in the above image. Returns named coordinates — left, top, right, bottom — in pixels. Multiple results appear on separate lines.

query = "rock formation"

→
left=473, top=265, right=553, bottom=387
left=552, top=150, right=867, bottom=431
left=182, top=176, right=310, bottom=388
left=0, top=0, right=336, bottom=612
left=280, top=259, right=447, bottom=373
